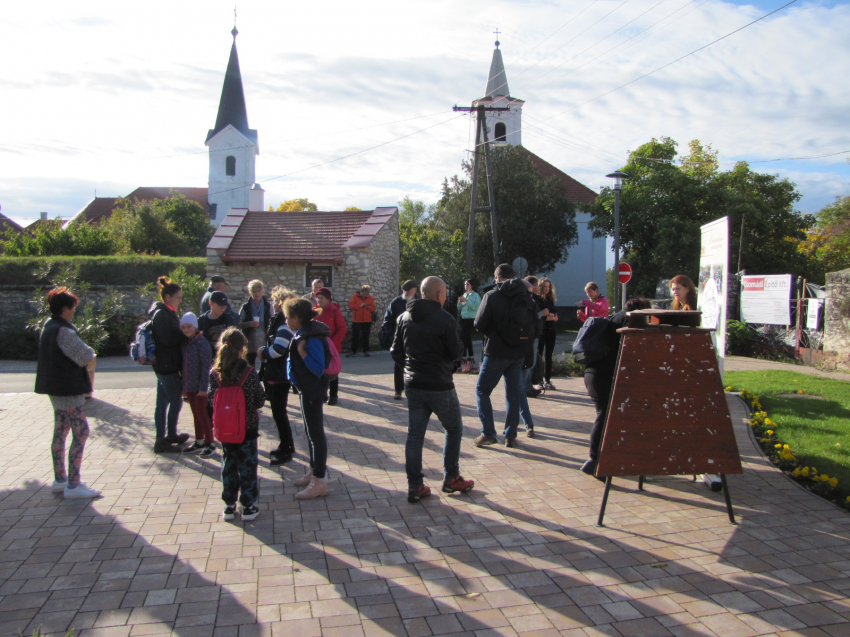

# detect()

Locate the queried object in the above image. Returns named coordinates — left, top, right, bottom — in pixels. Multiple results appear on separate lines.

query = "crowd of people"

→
left=35, top=268, right=701, bottom=518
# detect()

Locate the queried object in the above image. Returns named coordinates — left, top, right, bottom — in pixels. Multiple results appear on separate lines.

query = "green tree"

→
left=796, top=195, right=850, bottom=282
left=398, top=196, right=465, bottom=287
left=437, top=145, right=578, bottom=282
left=0, top=219, right=114, bottom=256
left=269, top=198, right=318, bottom=212
left=344, top=206, right=362, bottom=211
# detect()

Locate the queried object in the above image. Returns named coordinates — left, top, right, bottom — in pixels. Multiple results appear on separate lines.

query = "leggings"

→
left=300, top=393, right=327, bottom=479
left=537, top=328, right=556, bottom=382
left=267, top=382, right=294, bottom=454
left=52, top=407, right=89, bottom=486
left=186, top=392, right=213, bottom=444
left=459, top=318, right=475, bottom=357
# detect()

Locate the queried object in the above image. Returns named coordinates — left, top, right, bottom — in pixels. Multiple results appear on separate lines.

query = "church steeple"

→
left=206, top=28, right=257, bottom=144
left=473, top=39, right=524, bottom=146
left=484, top=40, right=510, bottom=98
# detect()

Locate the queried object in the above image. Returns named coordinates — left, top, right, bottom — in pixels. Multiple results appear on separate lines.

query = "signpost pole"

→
left=622, top=281, right=627, bottom=311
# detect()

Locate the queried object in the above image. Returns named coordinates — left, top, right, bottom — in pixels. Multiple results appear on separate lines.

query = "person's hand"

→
left=541, top=308, right=549, bottom=316
left=576, top=310, right=582, bottom=319
left=576, top=300, right=583, bottom=307
left=458, top=297, right=467, bottom=303
left=252, top=320, right=260, bottom=328
left=257, top=347, right=264, bottom=359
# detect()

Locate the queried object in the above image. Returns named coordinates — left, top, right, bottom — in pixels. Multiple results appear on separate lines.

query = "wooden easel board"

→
left=595, top=327, right=743, bottom=477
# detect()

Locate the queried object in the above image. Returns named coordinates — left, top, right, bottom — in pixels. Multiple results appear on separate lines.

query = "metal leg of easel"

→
left=596, top=477, right=613, bottom=527
left=720, top=474, right=737, bottom=525
left=637, top=476, right=645, bottom=491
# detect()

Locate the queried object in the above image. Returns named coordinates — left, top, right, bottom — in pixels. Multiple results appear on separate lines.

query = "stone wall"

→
left=0, top=285, right=154, bottom=332
left=823, top=268, right=850, bottom=370
left=206, top=211, right=400, bottom=351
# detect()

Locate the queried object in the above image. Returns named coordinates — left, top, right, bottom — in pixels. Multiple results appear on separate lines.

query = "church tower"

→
left=473, top=39, right=524, bottom=146
left=206, top=28, right=258, bottom=226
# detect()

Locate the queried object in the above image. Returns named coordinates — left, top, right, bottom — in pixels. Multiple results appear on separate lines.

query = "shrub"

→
left=726, top=319, right=752, bottom=356
left=0, top=256, right=205, bottom=286
left=551, top=352, right=586, bottom=378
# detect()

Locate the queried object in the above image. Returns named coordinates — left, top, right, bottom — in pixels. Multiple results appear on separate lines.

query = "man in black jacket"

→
left=391, top=276, right=474, bottom=503
left=473, top=264, right=537, bottom=448
left=380, top=280, right=418, bottom=400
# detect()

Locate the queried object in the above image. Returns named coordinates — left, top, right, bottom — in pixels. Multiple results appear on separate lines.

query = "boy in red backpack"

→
left=208, top=327, right=265, bottom=521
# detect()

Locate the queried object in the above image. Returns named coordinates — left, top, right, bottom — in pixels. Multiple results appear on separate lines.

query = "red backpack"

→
left=211, top=366, right=253, bottom=444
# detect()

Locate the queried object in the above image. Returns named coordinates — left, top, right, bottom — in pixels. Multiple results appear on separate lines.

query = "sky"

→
left=1, top=0, right=848, bottom=228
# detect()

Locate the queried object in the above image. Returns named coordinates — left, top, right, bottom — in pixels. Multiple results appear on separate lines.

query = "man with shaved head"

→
left=391, top=276, right=475, bottom=503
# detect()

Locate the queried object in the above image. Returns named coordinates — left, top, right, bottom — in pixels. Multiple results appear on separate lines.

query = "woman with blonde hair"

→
left=536, top=277, right=558, bottom=390
left=670, top=275, right=698, bottom=310
left=239, top=279, right=271, bottom=367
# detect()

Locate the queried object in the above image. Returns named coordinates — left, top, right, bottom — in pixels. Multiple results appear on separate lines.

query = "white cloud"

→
left=0, top=0, right=848, bottom=223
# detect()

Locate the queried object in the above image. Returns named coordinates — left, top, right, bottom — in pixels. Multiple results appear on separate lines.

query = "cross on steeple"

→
left=493, top=28, right=501, bottom=47
left=232, top=7, right=238, bottom=38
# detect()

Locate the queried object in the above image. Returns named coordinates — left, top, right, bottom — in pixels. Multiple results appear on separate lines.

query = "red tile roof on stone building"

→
left=72, top=187, right=210, bottom=224
left=209, top=207, right=397, bottom=264
left=520, top=147, right=598, bottom=205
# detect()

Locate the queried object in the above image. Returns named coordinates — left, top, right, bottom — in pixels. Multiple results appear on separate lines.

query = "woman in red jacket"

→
left=315, top=287, right=346, bottom=405
left=347, top=284, right=376, bottom=357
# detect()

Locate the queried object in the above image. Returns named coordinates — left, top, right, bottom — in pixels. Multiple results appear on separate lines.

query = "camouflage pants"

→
left=221, top=439, right=259, bottom=507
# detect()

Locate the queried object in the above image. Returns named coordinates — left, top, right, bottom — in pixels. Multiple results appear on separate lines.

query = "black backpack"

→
left=495, top=290, right=536, bottom=347
left=572, top=316, right=610, bottom=365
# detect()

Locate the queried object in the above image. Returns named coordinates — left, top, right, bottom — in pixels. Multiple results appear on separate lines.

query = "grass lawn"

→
left=725, top=370, right=850, bottom=507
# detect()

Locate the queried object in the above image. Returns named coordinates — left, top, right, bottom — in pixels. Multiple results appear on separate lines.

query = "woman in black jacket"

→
left=150, top=277, right=191, bottom=453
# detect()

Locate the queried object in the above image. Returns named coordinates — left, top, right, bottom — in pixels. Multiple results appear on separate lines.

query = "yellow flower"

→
left=801, top=468, right=810, bottom=477
left=783, top=444, right=791, bottom=451
left=725, top=386, right=733, bottom=391
left=819, top=474, right=830, bottom=482
left=846, top=496, right=850, bottom=502
left=766, top=430, right=774, bottom=436
left=829, top=478, right=838, bottom=488
left=797, top=389, right=804, bottom=394
left=775, top=444, right=783, bottom=449
left=765, top=419, right=773, bottom=426
left=792, top=468, right=801, bottom=477
left=812, top=467, right=818, bottom=474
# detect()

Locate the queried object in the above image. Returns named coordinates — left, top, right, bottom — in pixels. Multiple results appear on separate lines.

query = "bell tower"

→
left=473, top=38, right=524, bottom=146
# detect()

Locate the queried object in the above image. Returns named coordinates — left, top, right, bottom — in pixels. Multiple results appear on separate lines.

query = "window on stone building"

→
left=305, top=264, right=333, bottom=288
left=494, top=122, right=507, bottom=142
left=225, top=155, right=236, bottom=176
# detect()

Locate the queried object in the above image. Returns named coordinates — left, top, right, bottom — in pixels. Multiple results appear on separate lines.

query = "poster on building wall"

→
left=741, top=275, right=792, bottom=325
left=698, top=217, right=729, bottom=373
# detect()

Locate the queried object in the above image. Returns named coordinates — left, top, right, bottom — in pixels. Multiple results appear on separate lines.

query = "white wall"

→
left=207, top=126, right=257, bottom=226
left=544, top=210, right=608, bottom=310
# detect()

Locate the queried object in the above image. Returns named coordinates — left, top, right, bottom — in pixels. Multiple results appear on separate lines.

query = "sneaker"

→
left=473, top=434, right=498, bottom=447
left=346, top=352, right=357, bottom=358
left=394, top=392, right=402, bottom=400
left=199, top=445, right=215, bottom=458
left=536, top=383, right=546, bottom=391
left=64, top=483, right=101, bottom=498
left=526, top=388, right=542, bottom=398
left=526, top=428, right=535, bottom=438
left=222, top=504, right=237, bottom=521
left=153, top=439, right=180, bottom=454
left=294, top=469, right=314, bottom=487
left=442, top=475, right=474, bottom=494
left=165, top=433, right=190, bottom=445
left=295, top=477, right=328, bottom=500
left=270, top=452, right=292, bottom=466
left=51, top=479, right=68, bottom=493
left=184, top=440, right=205, bottom=453
left=407, top=484, right=432, bottom=503
left=544, top=381, right=556, bottom=390
left=505, top=438, right=517, bottom=448
left=363, top=352, right=370, bottom=357
left=327, top=395, right=339, bottom=406
left=242, top=505, right=260, bottom=521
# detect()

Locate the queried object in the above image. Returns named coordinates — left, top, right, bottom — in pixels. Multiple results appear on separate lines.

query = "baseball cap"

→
left=402, top=280, right=417, bottom=292
left=210, top=291, right=228, bottom=306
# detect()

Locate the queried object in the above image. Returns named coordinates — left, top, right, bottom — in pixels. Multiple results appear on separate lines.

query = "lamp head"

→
left=606, top=170, right=629, bottom=191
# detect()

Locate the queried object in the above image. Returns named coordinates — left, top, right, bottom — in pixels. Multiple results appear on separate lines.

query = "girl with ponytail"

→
left=208, top=327, right=265, bottom=521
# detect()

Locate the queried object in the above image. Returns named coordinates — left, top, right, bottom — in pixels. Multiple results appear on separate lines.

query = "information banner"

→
left=698, top=217, right=729, bottom=373
left=806, top=299, right=823, bottom=330
left=741, top=275, right=792, bottom=325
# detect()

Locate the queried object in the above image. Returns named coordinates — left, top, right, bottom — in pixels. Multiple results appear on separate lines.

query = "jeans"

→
left=584, top=370, right=613, bottom=460
left=405, top=388, right=463, bottom=488
left=299, top=393, right=327, bottom=478
left=519, top=366, right=534, bottom=430
left=538, top=329, right=556, bottom=382
left=475, top=355, right=523, bottom=440
left=268, top=382, right=294, bottom=454
left=351, top=322, right=372, bottom=353
left=154, top=372, right=184, bottom=440
left=393, top=364, right=404, bottom=393
left=221, top=438, right=259, bottom=506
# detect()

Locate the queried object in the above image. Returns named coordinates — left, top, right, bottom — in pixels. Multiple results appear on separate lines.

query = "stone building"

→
left=206, top=200, right=400, bottom=350
left=823, top=267, right=850, bottom=370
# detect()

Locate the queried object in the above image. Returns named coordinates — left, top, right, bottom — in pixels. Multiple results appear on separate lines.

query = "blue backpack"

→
left=130, top=320, right=156, bottom=365
left=572, top=316, right=610, bottom=365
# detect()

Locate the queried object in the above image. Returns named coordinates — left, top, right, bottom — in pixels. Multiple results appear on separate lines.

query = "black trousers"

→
left=459, top=318, right=475, bottom=357
left=537, top=329, right=556, bottom=382
left=583, top=370, right=613, bottom=460
left=329, top=378, right=339, bottom=399
left=394, top=364, right=404, bottom=393
left=267, top=382, right=293, bottom=454
left=351, top=322, right=372, bottom=353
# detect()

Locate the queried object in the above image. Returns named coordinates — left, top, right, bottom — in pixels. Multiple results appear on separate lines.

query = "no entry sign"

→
left=618, top=263, right=632, bottom=284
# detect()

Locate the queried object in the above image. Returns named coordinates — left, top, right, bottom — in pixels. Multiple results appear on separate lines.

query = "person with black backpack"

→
left=473, top=264, right=537, bottom=448
left=579, top=296, right=651, bottom=478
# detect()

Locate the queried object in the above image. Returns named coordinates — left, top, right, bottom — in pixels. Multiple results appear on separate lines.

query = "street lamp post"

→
left=606, top=171, right=629, bottom=312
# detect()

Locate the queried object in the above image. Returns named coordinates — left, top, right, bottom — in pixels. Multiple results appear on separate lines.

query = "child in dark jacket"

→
left=208, top=327, right=265, bottom=521
left=284, top=298, right=331, bottom=500
left=180, top=313, right=215, bottom=457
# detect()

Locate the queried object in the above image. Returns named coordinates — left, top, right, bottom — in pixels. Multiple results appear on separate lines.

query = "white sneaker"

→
left=51, top=480, right=68, bottom=493
left=63, top=483, right=102, bottom=498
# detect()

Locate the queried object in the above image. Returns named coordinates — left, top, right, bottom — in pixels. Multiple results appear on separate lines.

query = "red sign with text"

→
left=618, top=263, right=632, bottom=284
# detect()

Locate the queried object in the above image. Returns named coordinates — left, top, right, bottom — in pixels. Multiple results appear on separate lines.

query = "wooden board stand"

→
left=595, top=309, right=742, bottom=526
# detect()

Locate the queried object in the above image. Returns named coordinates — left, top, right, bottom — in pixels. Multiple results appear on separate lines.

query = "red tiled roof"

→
left=0, top=213, right=22, bottom=236
left=215, top=208, right=397, bottom=263
left=73, top=188, right=210, bottom=224
left=520, top=147, right=598, bottom=205
left=25, top=218, right=63, bottom=232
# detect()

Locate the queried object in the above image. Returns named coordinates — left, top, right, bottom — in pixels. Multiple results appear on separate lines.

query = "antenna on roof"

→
left=232, top=6, right=238, bottom=38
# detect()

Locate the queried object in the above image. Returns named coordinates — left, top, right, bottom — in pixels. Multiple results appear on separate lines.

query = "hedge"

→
left=0, top=256, right=206, bottom=286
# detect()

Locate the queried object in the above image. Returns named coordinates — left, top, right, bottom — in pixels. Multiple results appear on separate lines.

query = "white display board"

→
left=806, top=299, right=823, bottom=330
left=741, top=274, right=792, bottom=325
left=698, top=217, right=729, bottom=373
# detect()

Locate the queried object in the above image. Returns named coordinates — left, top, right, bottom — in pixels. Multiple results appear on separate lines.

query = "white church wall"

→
left=544, top=210, right=608, bottom=314
left=207, top=126, right=257, bottom=226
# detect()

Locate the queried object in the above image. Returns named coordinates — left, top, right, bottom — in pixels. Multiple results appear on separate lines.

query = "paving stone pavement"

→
left=1, top=370, right=848, bottom=637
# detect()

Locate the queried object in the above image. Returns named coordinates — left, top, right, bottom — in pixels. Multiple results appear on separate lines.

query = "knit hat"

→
left=316, top=287, right=333, bottom=301
left=180, top=312, right=198, bottom=328
left=209, top=291, right=228, bottom=306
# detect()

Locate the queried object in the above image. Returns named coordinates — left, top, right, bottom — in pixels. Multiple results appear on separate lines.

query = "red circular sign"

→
left=618, top=263, right=632, bottom=284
